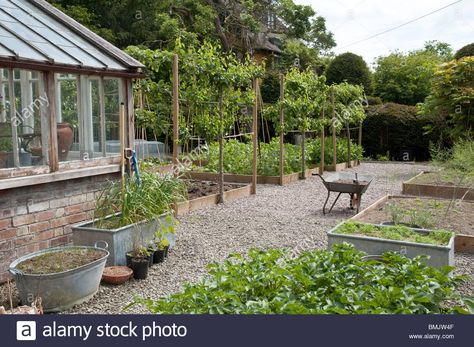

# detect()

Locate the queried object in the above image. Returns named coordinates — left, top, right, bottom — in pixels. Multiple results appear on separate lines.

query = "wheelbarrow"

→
left=314, top=172, right=374, bottom=214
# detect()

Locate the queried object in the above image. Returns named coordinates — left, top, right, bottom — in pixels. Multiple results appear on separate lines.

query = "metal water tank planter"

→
left=9, top=244, right=109, bottom=313
left=327, top=222, right=455, bottom=268
left=72, top=213, right=170, bottom=266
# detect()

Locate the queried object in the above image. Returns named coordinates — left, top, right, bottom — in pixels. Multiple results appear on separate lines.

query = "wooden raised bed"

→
left=324, top=160, right=360, bottom=172
left=174, top=184, right=252, bottom=216
left=402, top=171, right=474, bottom=201
left=184, top=167, right=320, bottom=185
left=351, top=195, right=474, bottom=254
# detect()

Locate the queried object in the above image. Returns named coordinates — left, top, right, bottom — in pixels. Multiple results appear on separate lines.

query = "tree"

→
left=373, top=42, right=452, bottom=105
left=419, top=57, right=474, bottom=142
left=454, top=43, right=474, bottom=60
left=50, top=0, right=335, bottom=56
left=325, top=52, right=372, bottom=94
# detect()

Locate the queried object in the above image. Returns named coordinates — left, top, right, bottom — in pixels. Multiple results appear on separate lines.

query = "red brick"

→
left=0, top=219, right=11, bottom=230
left=52, top=227, right=64, bottom=237
left=16, top=243, right=40, bottom=257
left=38, top=229, right=55, bottom=241
left=66, top=213, right=87, bottom=225
left=51, top=217, right=68, bottom=228
left=50, top=236, right=69, bottom=247
left=83, top=201, right=95, bottom=211
left=12, top=214, right=34, bottom=227
left=28, top=221, right=50, bottom=234
left=15, top=235, right=35, bottom=246
left=0, top=228, right=16, bottom=239
left=65, top=204, right=83, bottom=215
left=34, top=210, right=56, bottom=222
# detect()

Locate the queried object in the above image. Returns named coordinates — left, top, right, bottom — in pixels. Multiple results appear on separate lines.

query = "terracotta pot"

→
left=102, top=266, right=133, bottom=285
left=57, top=123, right=73, bottom=161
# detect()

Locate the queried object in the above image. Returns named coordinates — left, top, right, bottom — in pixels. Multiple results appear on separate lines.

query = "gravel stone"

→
left=1, top=162, right=472, bottom=313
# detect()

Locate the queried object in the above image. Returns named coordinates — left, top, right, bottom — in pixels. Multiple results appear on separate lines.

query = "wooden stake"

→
left=331, top=86, right=337, bottom=169
left=346, top=121, right=352, bottom=168
left=44, top=71, right=58, bottom=172
left=320, top=108, right=325, bottom=174
left=251, top=79, right=259, bottom=195
left=172, top=54, right=179, bottom=175
left=279, top=73, right=284, bottom=186
left=218, top=89, right=224, bottom=203
left=120, top=103, right=125, bottom=193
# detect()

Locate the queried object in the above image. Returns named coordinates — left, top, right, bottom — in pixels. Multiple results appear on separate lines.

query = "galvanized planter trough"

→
left=9, top=244, right=109, bottom=313
left=72, top=213, right=169, bottom=266
left=327, top=222, right=455, bottom=268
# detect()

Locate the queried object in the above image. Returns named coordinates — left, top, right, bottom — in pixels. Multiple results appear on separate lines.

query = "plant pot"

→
left=148, top=250, right=154, bottom=267
left=153, top=249, right=166, bottom=264
left=9, top=243, right=109, bottom=312
left=57, top=123, right=73, bottom=162
left=131, top=258, right=149, bottom=280
left=102, top=266, right=133, bottom=285
left=163, top=245, right=170, bottom=258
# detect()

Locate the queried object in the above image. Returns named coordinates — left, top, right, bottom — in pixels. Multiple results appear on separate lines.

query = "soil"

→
left=334, top=179, right=368, bottom=185
left=16, top=249, right=104, bottom=275
left=183, top=180, right=243, bottom=200
left=412, top=171, right=474, bottom=187
left=356, top=197, right=474, bottom=236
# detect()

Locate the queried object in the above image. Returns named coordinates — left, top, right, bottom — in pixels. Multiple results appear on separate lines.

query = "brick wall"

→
left=0, top=172, right=119, bottom=283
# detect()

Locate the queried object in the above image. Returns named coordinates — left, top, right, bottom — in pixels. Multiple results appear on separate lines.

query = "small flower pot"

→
left=153, top=249, right=166, bottom=264
left=130, top=258, right=149, bottom=280
left=163, top=245, right=170, bottom=258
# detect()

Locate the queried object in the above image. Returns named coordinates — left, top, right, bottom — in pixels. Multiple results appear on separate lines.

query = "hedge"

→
left=362, top=103, right=436, bottom=161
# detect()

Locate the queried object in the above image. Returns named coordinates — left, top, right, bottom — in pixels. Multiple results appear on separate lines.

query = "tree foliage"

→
left=325, top=52, right=372, bottom=94
left=419, top=57, right=474, bottom=142
left=50, top=0, right=335, bottom=57
left=373, top=42, right=452, bottom=105
left=127, top=39, right=263, bottom=142
left=454, top=42, right=474, bottom=60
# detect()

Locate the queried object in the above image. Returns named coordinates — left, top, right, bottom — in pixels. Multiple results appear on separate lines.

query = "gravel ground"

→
left=2, top=162, right=473, bottom=313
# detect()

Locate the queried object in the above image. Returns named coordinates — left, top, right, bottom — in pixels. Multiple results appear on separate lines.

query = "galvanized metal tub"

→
left=9, top=243, right=109, bottom=312
left=72, top=213, right=171, bottom=266
left=327, top=222, right=454, bottom=268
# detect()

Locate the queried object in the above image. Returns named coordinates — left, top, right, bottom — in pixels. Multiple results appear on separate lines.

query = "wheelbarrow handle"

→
left=312, top=173, right=326, bottom=183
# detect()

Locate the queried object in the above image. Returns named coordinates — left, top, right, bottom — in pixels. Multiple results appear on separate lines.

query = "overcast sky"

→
left=295, top=0, right=473, bottom=67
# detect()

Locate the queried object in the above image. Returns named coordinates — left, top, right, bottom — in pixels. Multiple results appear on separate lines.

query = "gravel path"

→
left=2, top=162, right=473, bottom=313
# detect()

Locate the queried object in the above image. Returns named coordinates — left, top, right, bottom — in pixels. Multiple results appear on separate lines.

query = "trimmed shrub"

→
left=325, top=52, right=372, bottom=94
left=362, top=103, right=436, bottom=161
left=454, top=42, right=474, bottom=59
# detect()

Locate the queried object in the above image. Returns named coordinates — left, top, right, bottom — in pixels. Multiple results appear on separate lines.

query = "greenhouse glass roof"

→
left=0, top=0, right=143, bottom=75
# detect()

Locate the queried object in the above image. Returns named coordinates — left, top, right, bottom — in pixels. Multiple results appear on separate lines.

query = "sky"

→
left=295, top=0, right=474, bottom=67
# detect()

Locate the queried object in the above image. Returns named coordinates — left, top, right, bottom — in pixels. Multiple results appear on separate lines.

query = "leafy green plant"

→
left=199, top=137, right=363, bottom=176
left=154, top=215, right=177, bottom=250
left=407, top=209, right=435, bottom=229
left=386, top=202, right=404, bottom=225
left=127, top=244, right=466, bottom=314
left=335, top=222, right=453, bottom=246
left=94, top=172, right=187, bottom=229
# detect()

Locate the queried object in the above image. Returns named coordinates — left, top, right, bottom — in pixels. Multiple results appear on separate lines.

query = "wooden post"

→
left=218, top=89, right=225, bottom=203
left=44, top=71, right=58, bottom=172
left=358, top=121, right=362, bottom=165
left=331, top=87, right=337, bottom=170
left=301, top=129, right=306, bottom=179
left=120, top=102, right=126, bottom=192
left=320, top=108, right=325, bottom=174
left=251, top=79, right=258, bottom=195
left=172, top=54, right=179, bottom=175
left=346, top=121, right=352, bottom=168
left=8, top=68, right=19, bottom=168
left=125, top=78, right=135, bottom=150
left=279, top=74, right=284, bottom=186
left=98, top=77, right=106, bottom=157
